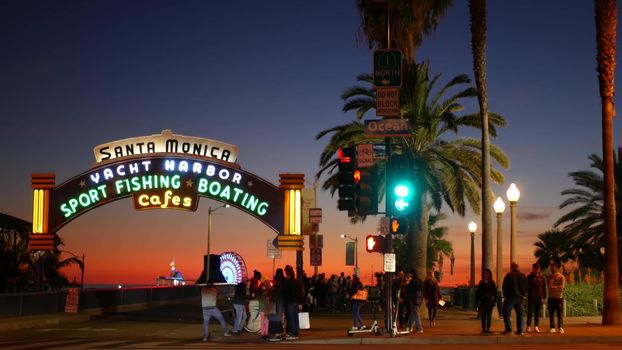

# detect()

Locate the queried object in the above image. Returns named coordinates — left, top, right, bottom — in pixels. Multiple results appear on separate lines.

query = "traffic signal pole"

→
left=385, top=138, right=394, bottom=335
left=384, top=0, right=394, bottom=336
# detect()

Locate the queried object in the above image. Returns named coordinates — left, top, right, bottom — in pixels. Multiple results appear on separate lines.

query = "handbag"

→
left=352, top=289, right=368, bottom=301
left=298, top=311, right=310, bottom=329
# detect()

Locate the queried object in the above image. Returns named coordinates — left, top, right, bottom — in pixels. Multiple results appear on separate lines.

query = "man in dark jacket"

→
left=406, top=270, right=424, bottom=333
left=502, top=262, right=528, bottom=335
left=526, top=263, right=547, bottom=333
left=283, top=265, right=303, bottom=340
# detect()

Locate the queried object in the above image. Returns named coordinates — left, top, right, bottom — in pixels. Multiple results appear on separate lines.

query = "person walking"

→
left=349, top=274, right=365, bottom=330
left=232, top=277, right=250, bottom=335
left=283, top=265, right=302, bottom=340
left=501, top=262, right=528, bottom=335
left=547, top=262, right=566, bottom=334
left=200, top=280, right=231, bottom=341
left=406, top=270, right=424, bottom=334
left=526, top=263, right=547, bottom=333
left=423, top=271, right=442, bottom=327
left=268, top=268, right=285, bottom=342
left=476, top=268, right=496, bottom=335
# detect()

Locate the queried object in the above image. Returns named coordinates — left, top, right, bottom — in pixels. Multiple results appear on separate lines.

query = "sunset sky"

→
left=1, top=1, right=621, bottom=287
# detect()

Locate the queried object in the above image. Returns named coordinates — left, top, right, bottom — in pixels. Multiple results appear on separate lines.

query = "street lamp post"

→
left=506, top=183, right=520, bottom=265
left=468, top=221, right=477, bottom=288
left=61, top=250, right=85, bottom=289
left=206, top=204, right=229, bottom=282
left=493, top=197, right=506, bottom=291
left=340, top=234, right=358, bottom=274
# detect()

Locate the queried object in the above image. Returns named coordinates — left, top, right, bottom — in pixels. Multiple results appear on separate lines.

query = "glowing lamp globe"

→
left=468, top=221, right=477, bottom=234
left=493, top=197, right=506, bottom=214
left=506, top=183, right=520, bottom=203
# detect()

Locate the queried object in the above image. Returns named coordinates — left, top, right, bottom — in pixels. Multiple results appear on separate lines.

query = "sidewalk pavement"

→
left=290, top=307, right=622, bottom=345
left=2, top=305, right=622, bottom=345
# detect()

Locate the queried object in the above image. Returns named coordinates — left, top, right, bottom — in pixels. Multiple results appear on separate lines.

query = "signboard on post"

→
left=267, top=239, right=282, bottom=259
left=364, top=119, right=412, bottom=138
left=309, top=207, right=322, bottom=224
left=384, top=253, right=396, bottom=273
left=357, top=144, right=374, bottom=168
left=309, top=234, right=323, bottom=249
left=301, top=188, right=315, bottom=235
left=375, top=88, right=400, bottom=117
left=345, top=241, right=355, bottom=266
left=64, top=288, right=79, bottom=313
left=310, top=248, right=322, bottom=266
left=374, top=50, right=402, bottom=88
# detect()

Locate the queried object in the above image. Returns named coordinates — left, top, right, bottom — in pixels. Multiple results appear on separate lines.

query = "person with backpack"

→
left=406, top=270, right=424, bottom=334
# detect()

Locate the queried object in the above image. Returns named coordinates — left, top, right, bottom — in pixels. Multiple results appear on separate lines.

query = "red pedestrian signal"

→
left=365, top=235, right=385, bottom=253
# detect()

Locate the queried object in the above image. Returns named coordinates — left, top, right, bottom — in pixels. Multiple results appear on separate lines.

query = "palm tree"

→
left=316, top=62, right=509, bottom=274
left=356, top=0, right=453, bottom=64
left=0, top=213, right=32, bottom=293
left=533, top=230, right=575, bottom=270
left=391, top=209, right=452, bottom=274
left=595, top=0, right=620, bottom=325
left=469, top=0, right=493, bottom=275
left=426, top=211, right=453, bottom=270
left=554, top=150, right=622, bottom=277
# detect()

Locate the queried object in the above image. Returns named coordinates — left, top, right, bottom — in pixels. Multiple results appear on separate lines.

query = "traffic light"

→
left=388, top=153, right=415, bottom=217
left=365, top=234, right=385, bottom=253
left=337, top=147, right=356, bottom=211
left=390, top=217, right=409, bottom=234
left=354, top=167, right=378, bottom=215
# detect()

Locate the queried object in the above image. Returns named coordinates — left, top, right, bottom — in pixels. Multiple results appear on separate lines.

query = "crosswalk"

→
left=0, top=337, right=322, bottom=350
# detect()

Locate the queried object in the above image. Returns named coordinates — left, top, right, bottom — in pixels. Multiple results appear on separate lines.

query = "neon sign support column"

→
left=29, top=174, right=56, bottom=251
left=278, top=173, right=305, bottom=279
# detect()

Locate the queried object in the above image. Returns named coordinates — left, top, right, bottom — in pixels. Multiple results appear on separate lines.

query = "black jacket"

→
left=502, top=270, right=528, bottom=298
left=476, top=279, right=497, bottom=306
left=283, top=277, right=303, bottom=304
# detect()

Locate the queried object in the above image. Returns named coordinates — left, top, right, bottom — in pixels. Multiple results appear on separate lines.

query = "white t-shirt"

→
left=201, top=286, right=218, bottom=307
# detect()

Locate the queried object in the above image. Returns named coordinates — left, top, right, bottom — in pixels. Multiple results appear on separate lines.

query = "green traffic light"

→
left=394, top=184, right=409, bottom=197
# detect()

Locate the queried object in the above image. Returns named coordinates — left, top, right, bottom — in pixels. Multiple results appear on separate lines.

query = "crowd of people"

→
left=200, top=261, right=566, bottom=342
left=477, top=261, right=567, bottom=336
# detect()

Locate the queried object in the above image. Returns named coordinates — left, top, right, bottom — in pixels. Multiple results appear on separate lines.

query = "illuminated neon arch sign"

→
left=29, top=130, right=307, bottom=249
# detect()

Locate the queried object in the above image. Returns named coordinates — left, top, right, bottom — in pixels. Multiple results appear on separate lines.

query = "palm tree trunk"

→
left=596, top=0, right=620, bottom=325
left=469, top=0, right=493, bottom=273
left=409, top=191, right=428, bottom=274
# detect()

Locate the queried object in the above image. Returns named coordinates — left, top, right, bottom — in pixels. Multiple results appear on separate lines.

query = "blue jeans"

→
left=407, top=301, right=422, bottom=331
left=548, top=298, right=564, bottom=328
left=503, top=296, right=524, bottom=333
left=352, top=300, right=364, bottom=328
left=202, top=307, right=228, bottom=338
left=285, top=302, right=299, bottom=336
left=233, top=304, right=247, bottom=332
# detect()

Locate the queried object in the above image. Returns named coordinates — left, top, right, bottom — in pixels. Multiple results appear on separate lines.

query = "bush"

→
left=564, top=283, right=603, bottom=316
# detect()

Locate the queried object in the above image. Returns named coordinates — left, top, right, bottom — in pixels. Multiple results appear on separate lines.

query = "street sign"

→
left=345, top=241, right=355, bottom=266
left=364, top=119, right=412, bottom=138
left=301, top=188, right=315, bottom=235
left=64, top=288, right=79, bottom=313
left=309, top=207, right=322, bottom=223
left=267, top=239, right=282, bottom=259
left=375, top=88, right=400, bottom=117
left=309, top=234, right=323, bottom=249
left=374, top=50, right=402, bottom=87
left=357, top=144, right=374, bottom=168
left=310, top=247, right=322, bottom=266
left=384, top=253, right=396, bottom=272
